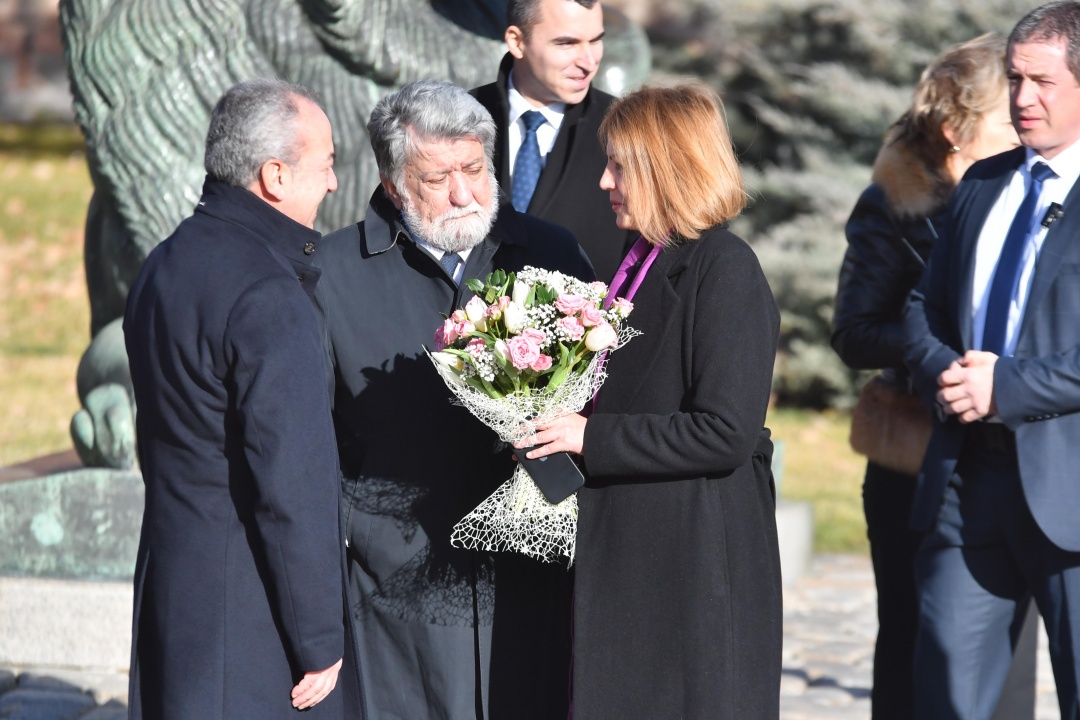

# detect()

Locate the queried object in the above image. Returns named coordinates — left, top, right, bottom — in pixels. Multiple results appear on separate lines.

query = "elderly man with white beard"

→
left=313, top=80, right=593, bottom=720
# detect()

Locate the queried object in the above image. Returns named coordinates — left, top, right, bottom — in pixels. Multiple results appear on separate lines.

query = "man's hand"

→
left=936, top=350, right=999, bottom=423
left=291, top=658, right=342, bottom=710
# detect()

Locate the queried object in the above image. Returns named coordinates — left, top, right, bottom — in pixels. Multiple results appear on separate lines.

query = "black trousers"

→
left=863, top=460, right=1037, bottom=720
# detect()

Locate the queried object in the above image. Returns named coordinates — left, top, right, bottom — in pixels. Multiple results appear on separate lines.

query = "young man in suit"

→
left=472, top=0, right=634, bottom=281
left=905, top=2, right=1080, bottom=717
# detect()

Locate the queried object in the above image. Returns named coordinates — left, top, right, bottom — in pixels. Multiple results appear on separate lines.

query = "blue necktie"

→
left=511, top=110, right=546, bottom=212
left=439, top=252, right=461, bottom=283
left=982, top=161, right=1056, bottom=356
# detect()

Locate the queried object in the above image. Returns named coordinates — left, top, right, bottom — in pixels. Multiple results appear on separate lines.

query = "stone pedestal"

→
left=0, top=453, right=139, bottom=706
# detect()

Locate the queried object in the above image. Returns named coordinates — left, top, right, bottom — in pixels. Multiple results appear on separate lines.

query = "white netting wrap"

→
left=427, top=325, right=639, bottom=564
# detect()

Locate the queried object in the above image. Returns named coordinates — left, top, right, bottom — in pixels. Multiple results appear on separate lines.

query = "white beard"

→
left=401, top=171, right=500, bottom=253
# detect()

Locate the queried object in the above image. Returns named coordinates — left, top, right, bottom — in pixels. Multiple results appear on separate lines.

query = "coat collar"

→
left=197, top=178, right=322, bottom=267
left=870, top=126, right=954, bottom=220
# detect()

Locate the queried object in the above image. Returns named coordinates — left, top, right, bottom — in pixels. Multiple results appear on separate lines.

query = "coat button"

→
left=304, top=242, right=316, bottom=255
left=297, top=274, right=305, bottom=284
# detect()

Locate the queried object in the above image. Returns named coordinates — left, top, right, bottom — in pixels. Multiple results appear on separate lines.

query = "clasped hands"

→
left=936, top=350, right=999, bottom=423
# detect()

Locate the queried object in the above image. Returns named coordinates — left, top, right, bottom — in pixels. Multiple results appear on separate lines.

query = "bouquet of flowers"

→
left=428, top=266, right=637, bottom=563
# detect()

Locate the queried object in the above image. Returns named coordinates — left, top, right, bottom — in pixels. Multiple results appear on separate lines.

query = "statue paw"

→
left=71, top=383, right=137, bottom=470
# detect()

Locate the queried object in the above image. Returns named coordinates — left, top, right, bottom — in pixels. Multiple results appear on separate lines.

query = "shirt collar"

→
left=1026, top=140, right=1080, bottom=187
left=507, top=71, right=566, bottom=130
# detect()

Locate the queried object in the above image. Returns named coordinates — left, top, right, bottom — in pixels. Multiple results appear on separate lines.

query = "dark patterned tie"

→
left=511, top=110, right=546, bottom=212
left=982, top=161, right=1055, bottom=355
left=439, top=251, right=462, bottom=283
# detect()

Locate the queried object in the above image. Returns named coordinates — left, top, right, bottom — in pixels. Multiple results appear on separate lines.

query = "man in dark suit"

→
left=472, top=0, right=634, bottom=281
left=313, top=80, right=592, bottom=720
left=123, top=79, right=360, bottom=719
left=905, top=3, right=1080, bottom=717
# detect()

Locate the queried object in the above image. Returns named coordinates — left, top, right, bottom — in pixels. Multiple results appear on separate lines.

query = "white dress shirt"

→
left=971, top=141, right=1080, bottom=355
left=507, top=71, right=566, bottom=185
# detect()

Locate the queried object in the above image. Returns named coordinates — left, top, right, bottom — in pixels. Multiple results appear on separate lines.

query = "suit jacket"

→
left=124, top=180, right=360, bottom=719
left=472, top=54, right=635, bottom=282
left=573, top=226, right=783, bottom=719
left=313, top=187, right=593, bottom=720
left=905, top=146, right=1080, bottom=551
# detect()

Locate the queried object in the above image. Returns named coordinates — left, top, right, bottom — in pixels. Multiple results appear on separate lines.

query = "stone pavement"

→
left=0, top=552, right=1067, bottom=719
left=782, top=554, right=1062, bottom=720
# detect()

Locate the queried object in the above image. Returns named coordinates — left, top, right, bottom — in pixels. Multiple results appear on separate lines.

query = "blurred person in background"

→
left=832, top=34, right=1036, bottom=720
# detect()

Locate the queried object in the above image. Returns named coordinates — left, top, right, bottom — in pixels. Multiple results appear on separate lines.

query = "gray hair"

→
left=204, top=78, right=324, bottom=187
left=367, top=80, right=496, bottom=187
left=1010, top=1, right=1080, bottom=83
left=507, top=0, right=599, bottom=37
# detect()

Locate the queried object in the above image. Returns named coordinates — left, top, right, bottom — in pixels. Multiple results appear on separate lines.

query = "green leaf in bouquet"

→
left=546, top=343, right=575, bottom=390
left=463, top=373, right=504, bottom=399
left=466, top=278, right=485, bottom=295
left=534, top=283, right=558, bottom=305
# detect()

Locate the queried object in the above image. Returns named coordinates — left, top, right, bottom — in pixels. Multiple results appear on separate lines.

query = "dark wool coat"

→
left=832, top=126, right=949, bottom=375
left=124, top=180, right=361, bottom=720
left=574, top=226, right=783, bottom=719
left=472, top=54, right=636, bottom=283
left=313, top=188, right=593, bottom=720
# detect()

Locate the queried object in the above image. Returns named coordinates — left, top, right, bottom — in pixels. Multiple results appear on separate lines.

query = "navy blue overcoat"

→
left=124, top=180, right=361, bottom=720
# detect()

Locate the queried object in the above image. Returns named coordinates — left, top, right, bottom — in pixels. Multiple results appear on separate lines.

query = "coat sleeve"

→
left=225, top=274, right=344, bottom=674
left=832, top=185, right=924, bottom=370
left=582, top=238, right=779, bottom=478
left=904, top=192, right=967, bottom=408
left=994, top=348, right=1080, bottom=426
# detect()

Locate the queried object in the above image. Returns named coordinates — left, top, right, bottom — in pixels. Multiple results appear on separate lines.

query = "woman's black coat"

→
left=574, top=225, right=783, bottom=719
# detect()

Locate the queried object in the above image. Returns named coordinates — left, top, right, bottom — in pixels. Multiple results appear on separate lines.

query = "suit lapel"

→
left=1020, top=178, right=1080, bottom=341
left=600, top=246, right=684, bottom=411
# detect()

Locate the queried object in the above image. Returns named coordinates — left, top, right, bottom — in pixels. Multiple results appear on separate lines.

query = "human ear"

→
left=506, top=25, right=526, bottom=60
left=258, top=159, right=290, bottom=201
left=380, top=176, right=404, bottom=210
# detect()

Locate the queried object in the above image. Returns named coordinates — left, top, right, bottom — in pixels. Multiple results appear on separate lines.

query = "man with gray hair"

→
left=314, top=79, right=592, bottom=719
left=124, top=78, right=360, bottom=719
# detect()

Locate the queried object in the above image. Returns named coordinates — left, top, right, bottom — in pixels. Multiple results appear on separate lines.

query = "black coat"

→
left=313, top=188, right=593, bottom=720
left=124, top=181, right=361, bottom=720
left=575, top=226, right=783, bottom=719
left=472, top=54, right=635, bottom=283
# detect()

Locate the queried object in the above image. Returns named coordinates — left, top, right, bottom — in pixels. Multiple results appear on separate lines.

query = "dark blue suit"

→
left=905, top=146, right=1080, bottom=719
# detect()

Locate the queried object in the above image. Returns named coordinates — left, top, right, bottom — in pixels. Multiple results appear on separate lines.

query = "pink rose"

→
left=555, top=294, right=590, bottom=315
left=485, top=297, right=510, bottom=321
left=580, top=306, right=605, bottom=327
left=585, top=321, right=618, bottom=351
left=530, top=354, right=553, bottom=372
left=520, top=327, right=547, bottom=344
left=556, top=316, right=585, bottom=341
left=590, top=281, right=609, bottom=296
left=450, top=309, right=467, bottom=323
left=454, top=320, right=476, bottom=338
left=610, top=297, right=634, bottom=318
left=434, top=318, right=457, bottom=350
left=506, top=335, right=543, bottom=369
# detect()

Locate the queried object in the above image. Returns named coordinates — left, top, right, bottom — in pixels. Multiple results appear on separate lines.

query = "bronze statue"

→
left=60, top=0, right=648, bottom=468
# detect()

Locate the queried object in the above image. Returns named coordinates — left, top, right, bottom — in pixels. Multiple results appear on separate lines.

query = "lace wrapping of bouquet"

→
left=427, top=324, right=638, bottom=564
